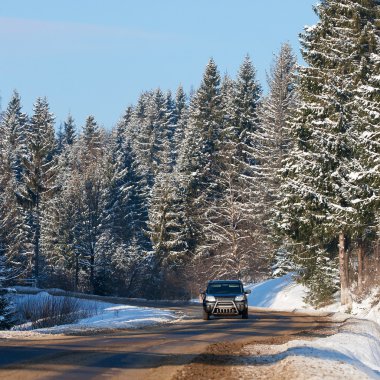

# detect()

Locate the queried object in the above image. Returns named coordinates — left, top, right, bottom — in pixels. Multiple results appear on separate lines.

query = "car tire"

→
left=242, top=310, right=248, bottom=319
left=202, top=310, right=210, bottom=320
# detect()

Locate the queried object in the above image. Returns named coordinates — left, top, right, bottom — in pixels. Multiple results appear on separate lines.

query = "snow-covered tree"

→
left=199, top=56, right=264, bottom=281
left=277, top=0, right=380, bottom=305
left=0, top=256, right=15, bottom=330
left=98, top=109, right=149, bottom=294
left=16, top=97, right=57, bottom=284
left=62, top=114, right=76, bottom=147
left=0, top=91, right=29, bottom=182
left=258, top=43, right=298, bottom=276
left=171, top=85, right=188, bottom=164
left=177, top=58, right=223, bottom=261
left=0, top=92, right=30, bottom=272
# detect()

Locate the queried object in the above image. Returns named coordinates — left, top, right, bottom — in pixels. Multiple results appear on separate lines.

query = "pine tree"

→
left=0, top=91, right=29, bottom=182
left=147, top=166, right=190, bottom=298
left=177, top=58, right=223, bottom=262
left=76, top=115, right=107, bottom=292
left=259, top=43, right=298, bottom=276
left=173, top=85, right=188, bottom=163
left=277, top=0, right=380, bottom=305
left=347, top=17, right=380, bottom=293
left=200, top=57, right=264, bottom=281
left=98, top=109, right=149, bottom=295
left=63, top=114, right=76, bottom=147
left=0, top=256, right=15, bottom=330
left=0, top=92, right=30, bottom=271
left=16, top=97, right=57, bottom=284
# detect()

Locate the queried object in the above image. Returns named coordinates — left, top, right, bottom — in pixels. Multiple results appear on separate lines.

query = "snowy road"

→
left=0, top=306, right=336, bottom=380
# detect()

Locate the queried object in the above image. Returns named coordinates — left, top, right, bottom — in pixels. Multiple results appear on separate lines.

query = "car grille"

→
left=213, top=297, right=238, bottom=314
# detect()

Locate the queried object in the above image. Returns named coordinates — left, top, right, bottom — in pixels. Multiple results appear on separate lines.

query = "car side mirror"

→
left=245, top=289, right=251, bottom=294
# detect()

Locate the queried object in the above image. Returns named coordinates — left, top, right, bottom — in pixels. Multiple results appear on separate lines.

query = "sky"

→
left=0, top=0, right=318, bottom=130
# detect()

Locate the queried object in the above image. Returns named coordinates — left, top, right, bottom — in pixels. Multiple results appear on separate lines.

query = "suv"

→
left=200, top=280, right=251, bottom=320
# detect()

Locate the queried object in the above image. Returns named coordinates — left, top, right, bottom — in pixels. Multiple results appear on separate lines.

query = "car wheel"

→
left=203, top=310, right=210, bottom=320
left=242, top=310, right=248, bottom=319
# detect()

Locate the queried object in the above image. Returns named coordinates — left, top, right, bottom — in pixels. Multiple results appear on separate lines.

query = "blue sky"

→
left=0, top=0, right=318, bottom=130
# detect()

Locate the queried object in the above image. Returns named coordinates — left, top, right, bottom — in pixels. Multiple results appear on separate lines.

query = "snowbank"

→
left=244, top=274, right=380, bottom=378
left=240, top=318, right=380, bottom=379
left=246, top=274, right=380, bottom=325
left=246, top=273, right=308, bottom=310
left=35, top=303, right=177, bottom=334
left=1, top=292, right=177, bottom=338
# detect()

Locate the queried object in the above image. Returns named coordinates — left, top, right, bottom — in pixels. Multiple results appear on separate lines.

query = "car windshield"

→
left=207, top=283, right=243, bottom=294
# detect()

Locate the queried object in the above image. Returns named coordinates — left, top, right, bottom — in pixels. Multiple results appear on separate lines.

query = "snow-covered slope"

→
left=1, top=292, right=177, bottom=338
left=246, top=273, right=308, bottom=310
left=245, top=273, right=380, bottom=325
left=244, top=274, right=380, bottom=379
left=34, top=303, right=177, bottom=334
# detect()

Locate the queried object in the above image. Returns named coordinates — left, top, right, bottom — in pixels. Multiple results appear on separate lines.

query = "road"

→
left=0, top=306, right=337, bottom=380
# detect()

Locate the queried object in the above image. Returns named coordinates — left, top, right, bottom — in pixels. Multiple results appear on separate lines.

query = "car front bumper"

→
left=203, top=300, right=247, bottom=315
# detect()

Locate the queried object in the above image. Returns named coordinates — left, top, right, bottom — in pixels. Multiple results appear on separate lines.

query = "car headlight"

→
left=205, top=295, right=216, bottom=302
left=235, top=295, right=245, bottom=302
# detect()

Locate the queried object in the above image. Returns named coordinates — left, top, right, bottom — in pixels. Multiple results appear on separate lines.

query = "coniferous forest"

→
left=0, top=1, right=379, bottom=306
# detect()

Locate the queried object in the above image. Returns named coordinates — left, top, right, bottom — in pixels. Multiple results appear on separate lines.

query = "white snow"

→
left=70, top=303, right=177, bottom=330
left=243, top=274, right=380, bottom=379
left=1, top=292, right=177, bottom=338
left=239, top=318, right=380, bottom=379
left=246, top=273, right=308, bottom=310
left=245, top=273, right=380, bottom=322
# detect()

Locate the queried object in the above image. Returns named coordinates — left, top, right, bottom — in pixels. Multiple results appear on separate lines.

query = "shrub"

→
left=15, top=294, right=98, bottom=329
left=0, top=294, right=16, bottom=330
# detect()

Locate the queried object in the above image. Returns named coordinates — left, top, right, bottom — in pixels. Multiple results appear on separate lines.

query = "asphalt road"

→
left=0, top=306, right=336, bottom=380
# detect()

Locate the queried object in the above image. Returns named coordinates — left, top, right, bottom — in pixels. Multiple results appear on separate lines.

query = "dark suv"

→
left=200, top=280, right=251, bottom=320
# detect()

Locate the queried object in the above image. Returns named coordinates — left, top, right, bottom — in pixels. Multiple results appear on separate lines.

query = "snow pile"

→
left=350, top=289, right=380, bottom=326
left=2, top=292, right=177, bottom=337
left=246, top=274, right=380, bottom=325
left=246, top=273, right=308, bottom=310
left=286, top=319, right=380, bottom=377
left=35, top=303, right=177, bottom=334
left=243, top=274, right=380, bottom=378
left=240, top=319, right=380, bottom=379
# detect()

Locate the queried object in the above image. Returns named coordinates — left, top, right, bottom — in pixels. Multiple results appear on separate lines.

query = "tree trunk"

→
left=34, top=207, right=41, bottom=287
left=75, top=255, right=79, bottom=292
left=357, top=241, right=364, bottom=294
left=90, top=251, right=95, bottom=293
left=339, top=232, right=352, bottom=306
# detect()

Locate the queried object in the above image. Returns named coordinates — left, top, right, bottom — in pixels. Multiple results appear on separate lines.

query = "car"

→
left=200, top=280, right=251, bottom=320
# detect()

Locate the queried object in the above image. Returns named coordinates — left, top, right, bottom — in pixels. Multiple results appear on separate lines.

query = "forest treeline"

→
left=0, top=1, right=379, bottom=307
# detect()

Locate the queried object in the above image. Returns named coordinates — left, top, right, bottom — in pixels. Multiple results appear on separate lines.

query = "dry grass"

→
left=15, top=295, right=98, bottom=329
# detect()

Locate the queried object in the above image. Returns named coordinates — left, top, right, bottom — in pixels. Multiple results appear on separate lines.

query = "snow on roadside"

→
left=242, top=274, right=380, bottom=379
left=246, top=273, right=309, bottom=311
left=245, top=273, right=380, bottom=324
left=34, top=303, right=177, bottom=334
left=238, top=318, right=380, bottom=379
left=0, top=292, right=178, bottom=339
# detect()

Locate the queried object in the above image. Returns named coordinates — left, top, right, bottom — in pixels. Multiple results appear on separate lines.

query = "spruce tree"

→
left=99, top=109, right=149, bottom=295
left=259, top=43, right=298, bottom=277
left=177, top=58, right=223, bottom=262
left=173, top=85, right=188, bottom=160
left=63, top=114, right=76, bottom=147
left=200, top=57, right=264, bottom=281
left=0, top=92, right=30, bottom=271
left=277, top=0, right=380, bottom=305
left=16, top=97, right=57, bottom=284
left=0, top=256, right=15, bottom=329
left=0, top=91, right=29, bottom=182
